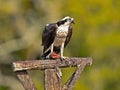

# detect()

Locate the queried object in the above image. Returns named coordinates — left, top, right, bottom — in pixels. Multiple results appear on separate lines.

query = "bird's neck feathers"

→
left=57, top=24, right=70, bottom=32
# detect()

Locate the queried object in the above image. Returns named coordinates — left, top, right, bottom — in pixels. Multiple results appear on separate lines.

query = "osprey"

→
left=41, top=16, right=74, bottom=60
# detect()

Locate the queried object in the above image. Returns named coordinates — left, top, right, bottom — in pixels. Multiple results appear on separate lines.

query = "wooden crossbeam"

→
left=13, top=57, right=92, bottom=71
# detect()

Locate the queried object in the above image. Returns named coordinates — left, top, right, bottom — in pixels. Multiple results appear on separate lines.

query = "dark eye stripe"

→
left=64, top=19, right=67, bottom=22
left=57, top=19, right=68, bottom=26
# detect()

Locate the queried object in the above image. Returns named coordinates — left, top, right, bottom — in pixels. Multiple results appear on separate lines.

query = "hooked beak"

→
left=71, top=20, right=75, bottom=24
left=71, top=18, right=74, bottom=24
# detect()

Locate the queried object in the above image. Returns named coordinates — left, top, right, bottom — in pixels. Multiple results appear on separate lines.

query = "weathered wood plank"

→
left=13, top=57, right=92, bottom=71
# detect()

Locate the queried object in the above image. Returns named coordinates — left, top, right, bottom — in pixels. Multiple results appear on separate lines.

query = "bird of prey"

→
left=41, top=16, right=74, bottom=60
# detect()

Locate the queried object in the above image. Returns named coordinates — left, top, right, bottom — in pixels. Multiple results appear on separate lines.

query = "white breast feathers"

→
left=53, top=25, right=69, bottom=46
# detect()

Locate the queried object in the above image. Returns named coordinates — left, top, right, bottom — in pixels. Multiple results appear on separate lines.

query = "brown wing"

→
left=64, top=25, right=73, bottom=47
left=41, top=23, right=58, bottom=53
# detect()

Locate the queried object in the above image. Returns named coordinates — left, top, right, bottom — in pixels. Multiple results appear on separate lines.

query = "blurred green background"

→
left=0, top=0, right=120, bottom=90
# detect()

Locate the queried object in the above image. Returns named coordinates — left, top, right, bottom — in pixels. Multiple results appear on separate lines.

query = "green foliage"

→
left=0, top=85, right=9, bottom=90
left=0, top=0, right=120, bottom=90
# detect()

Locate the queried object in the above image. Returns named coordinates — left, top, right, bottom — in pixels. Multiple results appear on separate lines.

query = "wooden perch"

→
left=12, top=57, right=92, bottom=90
left=13, top=57, right=92, bottom=71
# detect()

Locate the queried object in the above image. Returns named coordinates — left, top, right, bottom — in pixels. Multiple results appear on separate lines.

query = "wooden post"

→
left=12, top=57, right=92, bottom=90
left=44, top=69, right=62, bottom=90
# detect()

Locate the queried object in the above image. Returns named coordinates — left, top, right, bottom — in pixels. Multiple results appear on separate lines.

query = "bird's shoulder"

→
left=41, top=23, right=58, bottom=46
left=44, top=23, right=58, bottom=31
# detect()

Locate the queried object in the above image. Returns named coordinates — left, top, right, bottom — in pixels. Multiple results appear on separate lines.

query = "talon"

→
left=60, top=56, right=69, bottom=62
